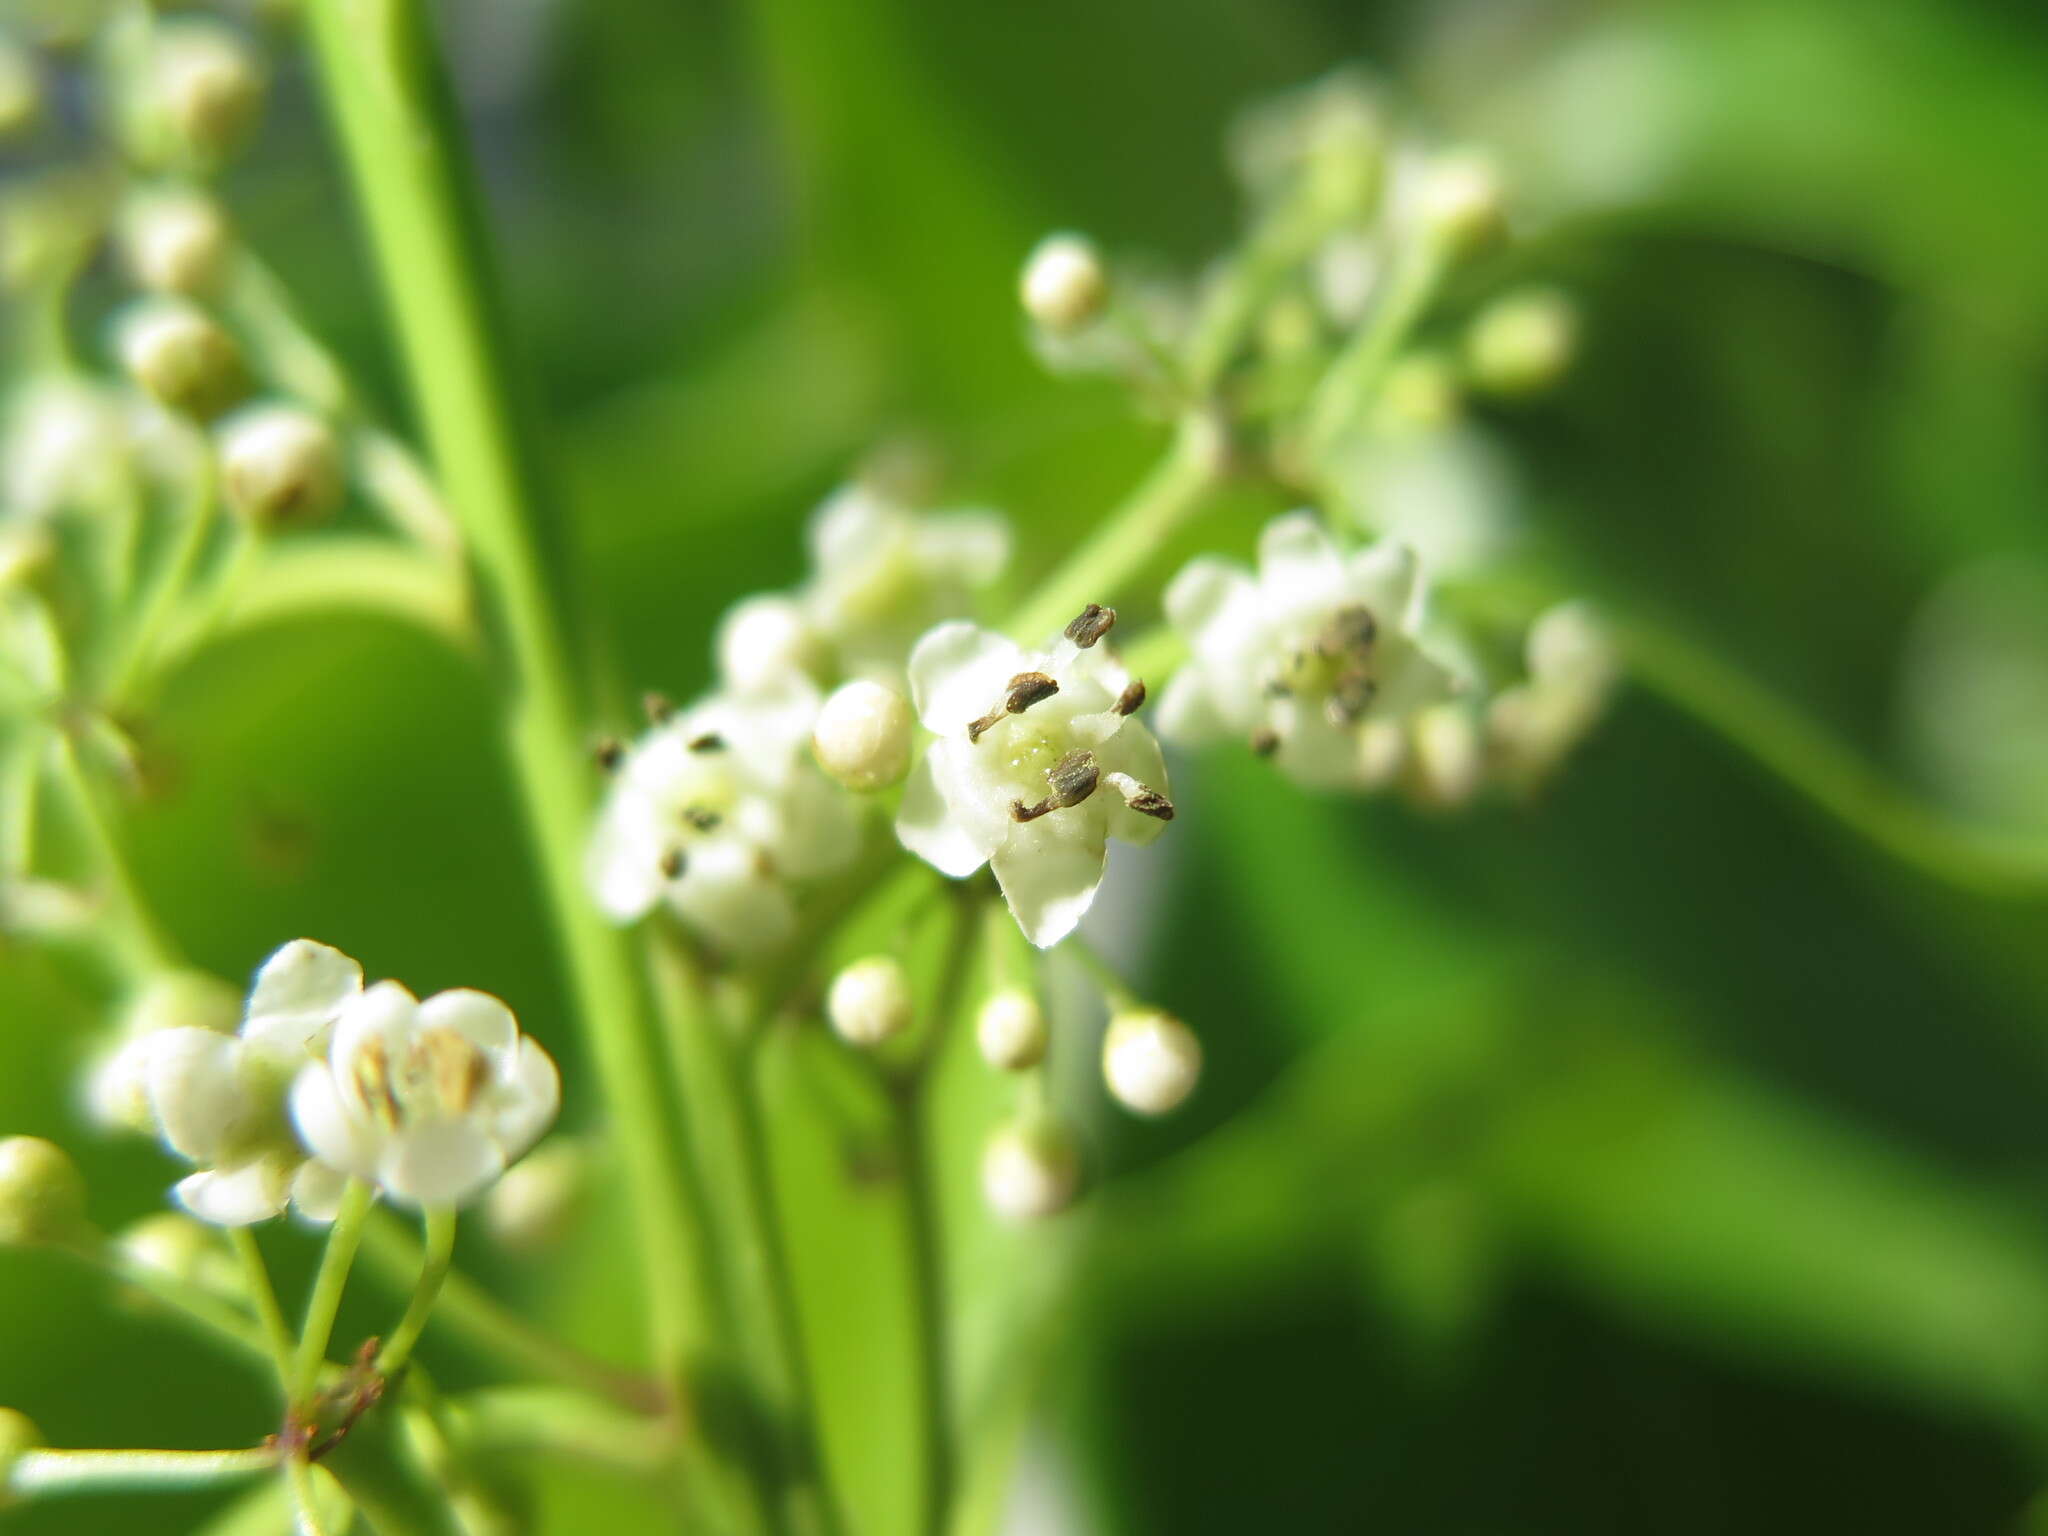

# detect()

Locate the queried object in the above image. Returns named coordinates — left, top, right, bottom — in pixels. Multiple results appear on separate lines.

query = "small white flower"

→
left=290, top=982, right=559, bottom=1210
left=1157, top=511, right=1460, bottom=790
left=718, top=594, right=825, bottom=697
left=2, top=382, right=129, bottom=521
left=826, top=956, right=912, bottom=1047
left=586, top=682, right=860, bottom=954
left=99, top=939, right=364, bottom=1227
left=1101, top=1010, right=1202, bottom=1116
left=896, top=610, right=1173, bottom=949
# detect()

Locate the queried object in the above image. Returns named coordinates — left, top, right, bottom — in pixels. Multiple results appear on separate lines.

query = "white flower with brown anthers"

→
left=585, top=682, right=860, bottom=954
left=896, top=606, right=1172, bottom=948
left=290, top=982, right=559, bottom=1210
left=1156, top=511, right=1459, bottom=790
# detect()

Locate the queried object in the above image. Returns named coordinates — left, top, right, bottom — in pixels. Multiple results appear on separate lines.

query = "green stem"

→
left=454, top=1386, right=672, bottom=1475
left=108, top=437, right=219, bottom=704
left=1006, top=414, right=1223, bottom=644
left=92, top=1242, right=272, bottom=1369
left=293, top=1179, right=376, bottom=1405
left=356, top=1207, right=657, bottom=1411
left=7, top=1445, right=276, bottom=1499
left=51, top=729, right=173, bottom=977
left=1300, top=232, right=1448, bottom=466
left=303, top=0, right=703, bottom=1394
left=376, top=1207, right=456, bottom=1379
left=227, top=1227, right=300, bottom=1405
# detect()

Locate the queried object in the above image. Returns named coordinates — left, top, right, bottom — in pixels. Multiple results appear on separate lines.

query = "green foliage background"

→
left=7, top=0, right=2048, bottom=1530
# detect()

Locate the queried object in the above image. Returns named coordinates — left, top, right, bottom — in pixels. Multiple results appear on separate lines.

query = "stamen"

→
left=1064, top=604, right=1116, bottom=648
left=1010, top=797, right=1055, bottom=822
left=1046, top=748, right=1099, bottom=808
left=351, top=1036, right=400, bottom=1129
left=593, top=737, right=624, bottom=772
left=1116, top=679, right=1147, bottom=716
left=681, top=806, right=723, bottom=832
left=1325, top=668, right=1377, bottom=725
left=1105, top=771, right=1174, bottom=820
left=643, top=691, right=674, bottom=725
left=970, top=671, right=1061, bottom=742
left=1250, top=726, right=1280, bottom=757
left=688, top=732, right=725, bottom=754
left=1317, top=606, right=1377, bottom=656
left=659, top=847, right=686, bottom=880
left=418, top=1028, right=489, bottom=1115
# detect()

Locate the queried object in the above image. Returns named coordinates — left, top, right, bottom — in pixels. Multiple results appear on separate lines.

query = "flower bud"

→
left=980, top=1115, right=1080, bottom=1222
left=149, top=20, right=265, bottom=167
left=1020, top=234, right=1108, bottom=334
left=483, top=1139, right=584, bottom=1254
left=812, top=679, right=913, bottom=791
left=119, top=187, right=231, bottom=296
left=717, top=594, right=823, bottom=695
left=826, top=956, right=913, bottom=1047
left=1375, top=352, right=1460, bottom=434
left=0, top=1407, right=41, bottom=1501
left=0, top=39, right=43, bottom=141
left=975, top=989, right=1047, bottom=1072
left=1101, top=1009, right=1202, bottom=1116
left=1465, top=288, right=1576, bottom=398
left=1526, top=601, right=1617, bottom=696
left=1417, top=152, right=1504, bottom=260
left=117, top=1212, right=216, bottom=1284
left=115, top=298, right=244, bottom=417
left=0, top=1136, right=89, bottom=1248
left=1406, top=703, right=1484, bottom=809
left=217, top=403, right=344, bottom=525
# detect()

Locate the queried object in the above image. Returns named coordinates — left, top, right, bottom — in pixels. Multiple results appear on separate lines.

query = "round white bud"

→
left=975, top=989, right=1047, bottom=1072
left=826, top=956, right=913, bottom=1048
left=0, top=40, right=43, bottom=140
left=119, top=188, right=231, bottom=296
left=115, top=298, right=243, bottom=417
left=150, top=20, right=265, bottom=166
left=980, top=1117, right=1081, bottom=1222
left=717, top=594, right=823, bottom=695
left=0, top=1136, right=89, bottom=1248
left=1526, top=601, right=1617, bottom=696
left=0, top=1406, right=41, bottom=1501
left=1465, top=288, right=1576, bottom=398
left=1020, top=234, right=1108, bottom=333
left=217, top=403, right=344, bottom=525
left=1101, top=1010, right=1202, bottom=1117
left=483, top=1139, right=585, bottom=1254
left=1407, top=704, right=1485, bottom=809
left=1375, top=351, right=1461, bottom=433
left=1417, top=152, right=1504, bottom=259
left=813, top=679, right=913, bottom=791
left=117, top=1212, right=215, bottom=1284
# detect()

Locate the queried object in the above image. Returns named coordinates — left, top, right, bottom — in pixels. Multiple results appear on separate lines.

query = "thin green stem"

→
left=1006, top=414, right=1223, bottom=644
left=1300, top=233, right=1448, bottom=467
left=356, top=1208, right=657, bottom=1411
left=108, top=437, right=219, bottom=703
left=228, top=1227, right=300, bottom=1404
left=303, top=0, right=703, bottom=1396
left=293, top=1179, right=376, bottom=1405
left=376, top=1207, right=456, bottom=1379
left=7, top=1445, right=277, bottom=1499
left=50, top=729, right=173, bottom=976
left=94, top=1243, right=272, bottom=1368
left=454, top=1386, right=672, bottom=1475
left=285, top=1458, right=337, bottom=1536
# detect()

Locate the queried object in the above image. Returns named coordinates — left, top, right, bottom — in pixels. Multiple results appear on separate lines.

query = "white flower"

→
left=2, top=382, right=128, bottom=521
left=1157, top=511, right=1460, bottom=790
left=99, top=939, right=365, bottom=1227
left=586, top=681, right=861, bottom=954
left=715, top=484, right=1011, bottom=695
left=290, top=982, right=559, bottom=1210
left=896, top=610, right=1172, bottom=948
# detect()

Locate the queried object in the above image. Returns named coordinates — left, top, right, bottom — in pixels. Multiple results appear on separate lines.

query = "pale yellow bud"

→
left=826, top=956, right=912, bottom=1048
left=975, top=989, right=1046, bottom=1071
left=1101, top=1010, right=1201, bottom=1116
left=217, top=403, right=344, bottom=525
left=0, top=1136, right=89, bottom=1248
left=813, top=679, right=913, bottom=791
left=116, top=299, right=244, bottom=417
left=1020, top=234, right=1108, bottom=333
left=980, top=1116, right=1080, bottom=1222
left=1465, top=288, right=1577, bottom=398
left=119, top=188, right=231, bottom=296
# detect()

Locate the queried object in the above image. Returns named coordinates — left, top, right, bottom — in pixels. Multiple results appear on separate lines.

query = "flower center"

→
left=352, top=1027, right=489, bottom=1130
left=1268, top=604, right=1379, bottom=726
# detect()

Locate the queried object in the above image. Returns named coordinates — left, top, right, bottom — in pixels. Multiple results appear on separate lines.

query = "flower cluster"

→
left=92, top=940, right=558, bottom=1223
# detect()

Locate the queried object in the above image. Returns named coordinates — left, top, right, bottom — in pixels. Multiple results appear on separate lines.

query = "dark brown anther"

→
left=1005, top=671, right=1060, bottom=713
left=1319, top=606, right=1377, bottom=656
left=1010, top=797, right=1056, bottom=822
left=1116, top=679, right=1147, bottom=716
left=1326, top=668, right=1377, bottom=725
left=688, top=732, right=725, bottom=754
left=1064, top=603, right=1117, bottom=648
left=682, top=806, right=723, bottom=832
left=659, top=847, right=686, bottom=880
left=1046, top=748, right=1099, bottom=808
left=1125, top=787, right=1175, bottom=820
left=594, top=737, right=625, bottom=772
left=1250, top=726, right=1281, bottom=757
left=643, top=691, right=674, bottom=725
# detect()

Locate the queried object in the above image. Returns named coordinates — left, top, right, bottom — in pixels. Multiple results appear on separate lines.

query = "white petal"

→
left=1257, top=511, right=1348, bottom=613
left=146, top=1029, right=249, bottom=1164
left=772, top=767, right=862, bottom=880
left=914, top=509, right=1011, bottom=586
left=807, top=484, right=895, bottom=573
left=895, top=752, right=989, bottom=878
left=1099, top=722, right=1173, bottom=848
left=330, top=981, right=420, bottom=1100
left=1343, top=541, right=1421, bottom=630
left=290, top=1161, right=350, bottom=1225
left=585, top=788, right=667, bottom=923
left=669, top=840, right=797, bottom=955
left=175, top=1160, right=291, bottom=1227
left=380, top=1122, right=503, bottom=1209
left=1153, top=670, right=1231, bottom=746
left=906, top=622, right=1026, bottom=736
left=990, top=818, right=1108, bottom=949
left=1276, top=707, right=1370, bottom=790
left=1164, top=556, right=1255, bottom=638
left=241, top=939, right=363, bottom=1058
left=493, top=1037, right=560, bottom=1162
left=290, top=1064, right=381, bottom=1180
left=417, top=989, right=518, bottom=1057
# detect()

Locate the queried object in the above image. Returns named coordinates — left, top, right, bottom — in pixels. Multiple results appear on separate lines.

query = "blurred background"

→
left=7, top=0, right=2048, bottom=1530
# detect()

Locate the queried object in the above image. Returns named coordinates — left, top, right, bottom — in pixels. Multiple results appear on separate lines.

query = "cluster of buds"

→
left=88, top=940, right=559, bottom=1222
